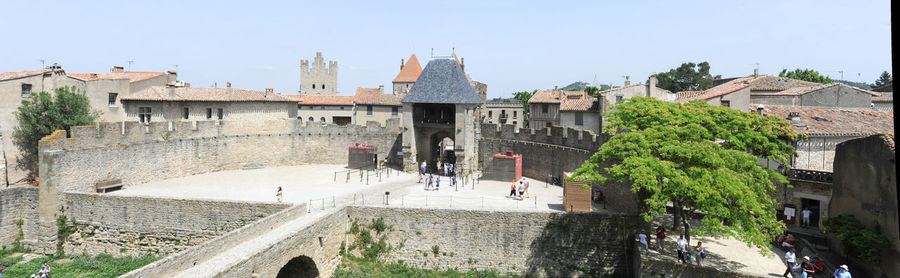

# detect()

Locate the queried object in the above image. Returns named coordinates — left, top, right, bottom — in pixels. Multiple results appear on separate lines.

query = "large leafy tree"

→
left=513, top=90, right=536, bottom=128
left=651, top=62, right=721, bottom=93
left=584, top=86, right=604, bottom=98
left=571, top=97, right=805, bottom=249
left=779, top=68, right=834, bottom=84
left=874, top=71, right=892, bottom=88
left=13, top=86, right=101, bottom=177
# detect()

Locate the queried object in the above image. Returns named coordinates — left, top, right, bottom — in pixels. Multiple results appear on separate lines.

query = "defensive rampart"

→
left=0, top=186, right=38, bottom=248
left=61, top=193, right=290, bottom=257
left=348, top=206, right=640, bottom=277
left=478, top=123, right=607, bottom=182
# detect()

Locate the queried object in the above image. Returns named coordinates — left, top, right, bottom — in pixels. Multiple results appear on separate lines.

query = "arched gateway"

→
left=275, top=255, right=319, bottom=278
left=400, top=58, right=483, bottom=176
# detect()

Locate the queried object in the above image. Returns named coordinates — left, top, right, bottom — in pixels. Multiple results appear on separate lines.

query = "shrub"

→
left=824, top=214, right=890, bottom=264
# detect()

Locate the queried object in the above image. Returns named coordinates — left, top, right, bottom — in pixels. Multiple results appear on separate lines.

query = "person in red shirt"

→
left=655, top=225, right=666, bottom=251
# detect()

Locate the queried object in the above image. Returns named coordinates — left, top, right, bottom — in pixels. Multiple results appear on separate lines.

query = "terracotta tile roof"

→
left=528, top=90, right=563, bottom=104
left=353, top=87, right=402, bottom=106
left=121, top=87, right=297, bottom=102
left=559, top=91, right=598, bottom=111
left=745, top=75, right=820, bottom=92
left=755, top=105, right=894, bottom=137
left=872, top=92, right=892, bottom=103
left=0, top=69, right=56, bottom=81
left=68, top=71, right=167, bottom=83
left=279, top=94, right=302, bottom=101
left=298, top=95, right=354, bottom=106
left=751, top=82, right=880, bottom=97
left=392, top=54, right=423, bottom=83
left=677, top=79, right=751, bottom=102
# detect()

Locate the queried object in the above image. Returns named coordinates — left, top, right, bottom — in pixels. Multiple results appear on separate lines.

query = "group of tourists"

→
left=639, top=225, right=706, bottom=265
left=782, top=248, right=848, bottom=278
left=23, top=262, right=51, bottom=278
left=508, top=178, right=529, bottom=200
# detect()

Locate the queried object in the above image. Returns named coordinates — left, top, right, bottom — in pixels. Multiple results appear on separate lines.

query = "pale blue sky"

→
left=0, top=0, right=892, bottom=98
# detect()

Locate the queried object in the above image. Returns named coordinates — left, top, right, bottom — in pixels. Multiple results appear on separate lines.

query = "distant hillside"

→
left=836, top=80, right=873, bottom=89
left=562, top=81, right=610, bottom=91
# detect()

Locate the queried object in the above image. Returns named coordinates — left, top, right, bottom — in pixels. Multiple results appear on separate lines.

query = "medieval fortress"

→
left=0, top=51, right=895, bottom=277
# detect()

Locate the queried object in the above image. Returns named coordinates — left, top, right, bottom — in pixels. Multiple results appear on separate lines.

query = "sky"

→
left=0, top=0, right=892, bottom=99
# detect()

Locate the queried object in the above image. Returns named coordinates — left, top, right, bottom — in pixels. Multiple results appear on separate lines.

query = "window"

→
left=108, top=93, right=118, bottom=106
left=367, top=105, right=373, bottom=115
left=308, top=117, right=314, bottom=122
left=138, top=107, right=152, bottom=123
left=392, top=106, right=399, bottom=116
left=21, top=84, right=32, bottom=97
left=320, top=106, right=325, bottom=110
left=183, top=107, right=189, bottom=119
left=206, top=108, right=213, bottom=119
left=542, top=104, right=548, bottom=113
left=513, top=111, right=517, bottom=118
left=340, top=106, right=345, bottom=110
left=488, top=111, right=492, bottom=118
left=298, top=117, right=302, bottom=123
left=545, top=122, right=552, bottom=128
left=298, top=105, right=302, bottom=109
left=320, top=117, right=326, bottom=123
left=721, top=100, right=731, bottom=107
left=217, top=108, right=224, bottom=120
left=312, top=84, right=316, bottom=89
left=513, top=121, right=517, bottom=126
left=322, top=84, right=326, bottom=89
left=575, top=112, right=584, bottom=126
left=615, top=95, right=624, bottom=103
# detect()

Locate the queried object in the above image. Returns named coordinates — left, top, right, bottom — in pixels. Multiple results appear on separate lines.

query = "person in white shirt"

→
left=801, top=208, right=811, bottom=226
left=676, top=235, right=688, bottom=263
left=638, top=233, right=648, bottom=251
left=783, top=248, right=796, bottom=277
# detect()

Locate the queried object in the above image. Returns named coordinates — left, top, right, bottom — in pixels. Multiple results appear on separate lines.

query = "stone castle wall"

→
left=478, top=123, right=607, bottom=182
left=38, top=119, right=403, bottom=193
left=348, top=206, right=640, bottom=277
left=0, top=186, right=38, bottom=249
left=60, top=193, right=290, bottom=257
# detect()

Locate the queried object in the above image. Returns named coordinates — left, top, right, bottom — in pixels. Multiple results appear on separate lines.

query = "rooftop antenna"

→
left=39, top=59, right=45, bottom=69
left=127, top=59, right=135, bottom=71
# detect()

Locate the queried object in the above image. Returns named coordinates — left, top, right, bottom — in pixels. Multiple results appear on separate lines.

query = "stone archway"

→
left=275, top=255, right=319, bottom=278
left=428, top=130, right=454, bottom=173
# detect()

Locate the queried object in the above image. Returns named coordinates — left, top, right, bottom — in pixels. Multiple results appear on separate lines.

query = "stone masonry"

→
left=299, top=52, right=338, bottom=95
left=0, top=186, right=38, bottom=249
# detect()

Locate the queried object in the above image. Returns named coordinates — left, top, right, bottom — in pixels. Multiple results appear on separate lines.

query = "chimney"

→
left=624, top=76, right=631, bottom=86
left=756, top=105, right=765, bottom=116
left=378, top=85, right=384, bottom=92
left=787, top=111, right=800, bottom=121
left=111, top=66, right=124, bottom=72
left=226, top=82, right=232, bottom=94
left=460, top=57, right=465, bottom=73
left=400, top=59, right=405, bottom=70
left=753, top=68, right=759, bottom=78
left=166, top=83, right=176, bottom=98
left=167, top=70, right=177, bottom=83
left=265, top=88, right=274, bottom=98
left=647, top=76, right=657, bottom=97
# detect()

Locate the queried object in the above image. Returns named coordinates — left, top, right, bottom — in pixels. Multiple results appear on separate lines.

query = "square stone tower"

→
left=299, top=52, right=338, bottom=95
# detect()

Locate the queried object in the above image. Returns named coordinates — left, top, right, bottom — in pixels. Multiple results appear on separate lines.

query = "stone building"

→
left=598, top=77, right=674, bottom=129
left=401, top=58, right=482, bottom=175
left=482, top=102, right=524, bottom=128
left=120, top=84, right=297, bottom=123
left=351, top=86, right=402, bottom=125
left=755, top=105, right=894, bottom=172
left=676, top=78, right=751, bottom=110
left=528, top=89, right=562, bottom=128
left=750, top=82, right=880, bottom=108
left=829, top=134, right=898, bottom=277
left=0, top=65, right=87, bottom=184
left=299, top=52, right=337, bottom=95
left=392, top=54, right=422, bottom=94
left=68, top=66, right=177, bottom=122
left=293, top=94, right=354, bottom=125
left=527, top=89, right=603, bottom=134
left=873, top=92, right=893, bottom=111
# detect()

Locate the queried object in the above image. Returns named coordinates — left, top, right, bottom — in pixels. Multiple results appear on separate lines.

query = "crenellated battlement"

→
left=39, top=118, right=402, bottom=151
left=480, top=123, right=607, bottom=152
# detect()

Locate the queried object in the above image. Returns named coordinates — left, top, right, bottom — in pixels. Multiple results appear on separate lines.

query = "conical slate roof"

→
left=401, top=58, right=482, bottom=104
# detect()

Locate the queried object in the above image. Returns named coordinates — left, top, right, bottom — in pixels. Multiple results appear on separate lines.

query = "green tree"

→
left=874, top=71, right=892, bottom=88
left=12, top=86, right=100, bottom=177
left=571, top=97, right=805, bottom=249
left=651, top=62, right=721, bottom=93
left=779, top=68, right=834, bottom=84
left=513, top=90, right=536, bottom=128
left=585, top=86, right=604, bottom=98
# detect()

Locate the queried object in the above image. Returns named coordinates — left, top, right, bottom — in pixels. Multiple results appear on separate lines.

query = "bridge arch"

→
left=275, top=255, right=319, bottom=278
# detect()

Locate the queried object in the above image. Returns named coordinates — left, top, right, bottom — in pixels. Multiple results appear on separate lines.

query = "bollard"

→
left=307, top=200, right=311, bottom=213
left=333, top=196, right=336, bottom=208
left=534, top=196, right=537, bottom=209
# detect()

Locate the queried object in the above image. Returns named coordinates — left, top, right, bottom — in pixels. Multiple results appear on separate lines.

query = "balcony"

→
left=787, top=169, right=833, bottom=184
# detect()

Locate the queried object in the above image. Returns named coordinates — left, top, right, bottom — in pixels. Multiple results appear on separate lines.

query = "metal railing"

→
left=787, top=169, right=833, bottom=184
left=347, top=193, right=542, bottom=210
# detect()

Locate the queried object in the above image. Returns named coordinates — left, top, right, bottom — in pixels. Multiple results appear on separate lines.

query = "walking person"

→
left=783, top=248, right=796, bottom=278
left=509, top=182, right=517, bottom=198
left=435, top=177, right=440, bottom=190
left=638, top=232, right=649, bottom=251
left=524, top=178, right=531, bottom=198
left=800, top=256, right=814, bottom=278
left=675, top=235, right=688, bottom=263
left=276, top=186, right=283, bottom=203
left=655, top=225, right=666, bottom=251
left=427, top=174, right=434, bottom=190
left=694, top=241, right=705, bottom=266
left=517, top=181, right=526, bottom=200
left=832, top=264, right=851, bottom=278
